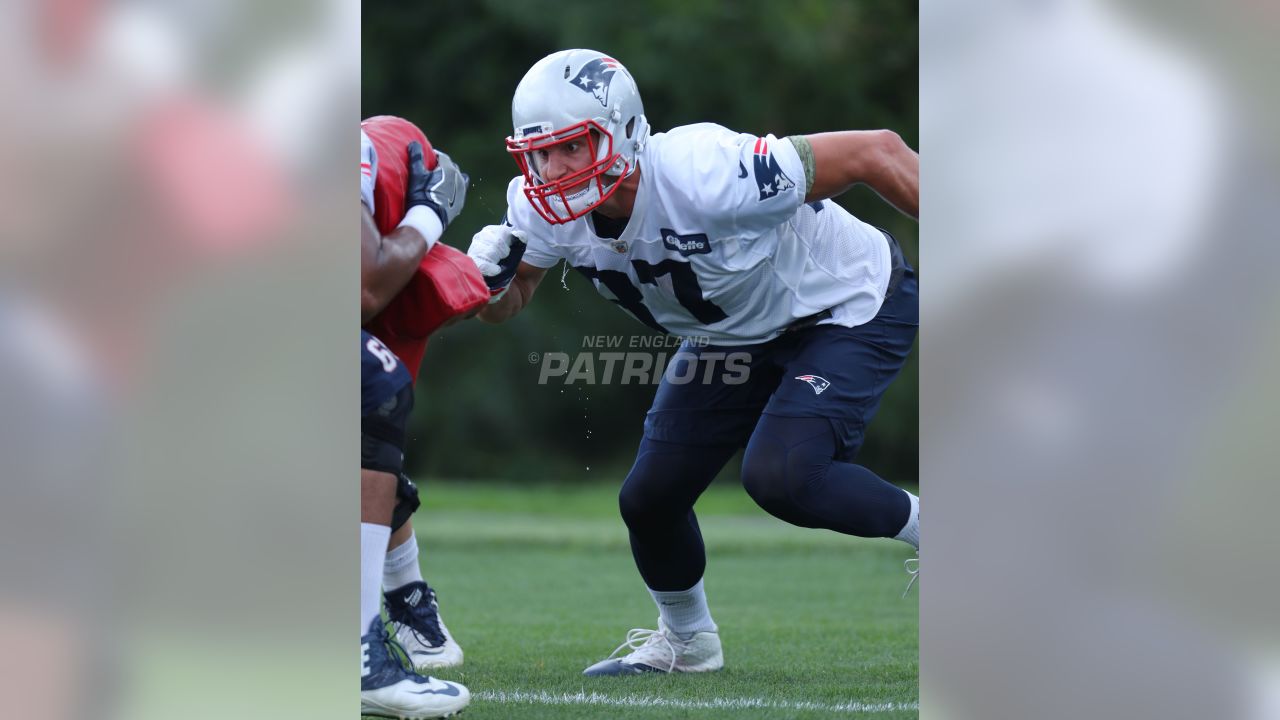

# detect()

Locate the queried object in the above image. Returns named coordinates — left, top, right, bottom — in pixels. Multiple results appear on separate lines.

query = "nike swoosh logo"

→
left=429, top=175, right=459, bottom=206
left=410, top=684, right=462, bottom=697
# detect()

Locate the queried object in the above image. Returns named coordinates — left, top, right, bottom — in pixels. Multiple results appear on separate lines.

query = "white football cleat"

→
left=582, top=619, right=723, bottom=676
left=361, top=616, right=469, bottom=719
left=360, top=675, right=469, bottom=720
left=903, top=553, right=919, bottom=598
left=385, top=582, right=464, bottom=670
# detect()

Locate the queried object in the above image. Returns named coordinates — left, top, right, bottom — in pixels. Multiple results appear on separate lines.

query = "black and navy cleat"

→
left=385, top=581, right=464, bottom=670
left=361, top=615, right=469, bottom=718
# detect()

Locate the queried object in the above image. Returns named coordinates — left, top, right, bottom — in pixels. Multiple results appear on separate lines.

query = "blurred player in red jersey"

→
left=360, top=115, right=488, bottom=681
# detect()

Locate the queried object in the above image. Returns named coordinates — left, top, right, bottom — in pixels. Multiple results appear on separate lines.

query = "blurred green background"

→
left=362, top=0, right=918, bottom=485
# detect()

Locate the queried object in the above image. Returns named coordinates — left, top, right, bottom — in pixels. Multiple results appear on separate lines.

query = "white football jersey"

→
left=505, top=123, right=892, bottom=345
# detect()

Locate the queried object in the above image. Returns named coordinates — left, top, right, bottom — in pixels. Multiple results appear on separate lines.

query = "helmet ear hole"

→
left=625, top=118, right=635, bottom=139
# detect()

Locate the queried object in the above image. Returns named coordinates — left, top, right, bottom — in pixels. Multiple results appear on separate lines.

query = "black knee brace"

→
left=390, top=473, right=420, bottom=533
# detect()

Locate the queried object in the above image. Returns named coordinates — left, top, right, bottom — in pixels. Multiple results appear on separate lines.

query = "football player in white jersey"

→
left=467, top=49, right=921, bottom=676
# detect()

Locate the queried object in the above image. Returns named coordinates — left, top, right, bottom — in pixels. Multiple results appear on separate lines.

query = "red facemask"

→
left=506, top=119, right=628, bottom=224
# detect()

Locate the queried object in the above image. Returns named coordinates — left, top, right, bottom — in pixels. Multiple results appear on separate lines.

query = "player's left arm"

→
left=361, top=204, right=430, bottom=324
left=361, top=140, right=469, bottom=323
left=795, top=131, right=919, bottom=219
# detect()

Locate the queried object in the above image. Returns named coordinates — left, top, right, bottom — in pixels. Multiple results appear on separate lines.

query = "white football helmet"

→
left=507, top=49, right=650, bottom=224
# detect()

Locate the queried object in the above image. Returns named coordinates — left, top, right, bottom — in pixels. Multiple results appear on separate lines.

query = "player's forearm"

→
left=476, top=283, right=524, bottom=323
left=866, top=131, right=919, bottom=219
left=805, top=130, right=919, bottom=220
left=361, top=226, right=429, bottom=322
left=474, top=262, right=544, bottom=324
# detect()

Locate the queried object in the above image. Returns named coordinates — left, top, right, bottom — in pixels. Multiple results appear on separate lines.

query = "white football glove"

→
left=467, top=224, right=527, bottom=302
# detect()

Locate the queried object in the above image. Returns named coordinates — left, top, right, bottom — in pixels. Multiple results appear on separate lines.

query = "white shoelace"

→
left=606, top=628, right=683, bottom=673
left=902, top=557, right=919, bottom=598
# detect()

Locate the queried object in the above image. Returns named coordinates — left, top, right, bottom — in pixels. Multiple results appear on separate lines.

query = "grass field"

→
left=380, top=480, right=918, bottom=719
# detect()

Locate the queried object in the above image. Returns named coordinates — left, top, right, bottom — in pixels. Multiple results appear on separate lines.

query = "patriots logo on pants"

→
left=570, top=57, right=620, bottom=108
left=794, top=374, right=831, bottom=395
left=752, top=138, right=796, bottom=201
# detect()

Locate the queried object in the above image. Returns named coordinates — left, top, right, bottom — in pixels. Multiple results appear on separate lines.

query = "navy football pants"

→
left=621, top=272, right=918, bottom=591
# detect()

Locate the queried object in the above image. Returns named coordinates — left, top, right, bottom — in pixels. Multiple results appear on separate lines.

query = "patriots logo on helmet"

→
left=794, top=374, right=831, bottom=395
left=570, top=57, right=621, bottom=108
left=751, top=138, right=796, bottom=201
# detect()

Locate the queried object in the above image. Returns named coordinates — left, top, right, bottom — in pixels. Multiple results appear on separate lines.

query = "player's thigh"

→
left=764, top=295, right=917, bottom=459
left=642, top=341, right=781, bottom=448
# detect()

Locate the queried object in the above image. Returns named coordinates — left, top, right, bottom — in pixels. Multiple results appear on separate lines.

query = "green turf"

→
left=375, top=480, right=918, bottom=719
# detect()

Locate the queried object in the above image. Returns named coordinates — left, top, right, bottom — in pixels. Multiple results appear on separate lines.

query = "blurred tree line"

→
left=363, top=0, right=918, bottom=486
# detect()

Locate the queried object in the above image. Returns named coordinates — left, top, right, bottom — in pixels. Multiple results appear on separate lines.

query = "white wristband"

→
left=396, top=205, right=443, bottom=251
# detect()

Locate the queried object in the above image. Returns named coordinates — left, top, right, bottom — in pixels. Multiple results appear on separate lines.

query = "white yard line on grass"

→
left=476, top=689, right=919, bottom=714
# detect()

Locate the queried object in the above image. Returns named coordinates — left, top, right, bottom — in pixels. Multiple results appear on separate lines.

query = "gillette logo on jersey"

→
left=752, top=137, right=796, bottom=201
left=661, top=229, right=711, bottom=256
left=570, top=57, right=621, bottom=107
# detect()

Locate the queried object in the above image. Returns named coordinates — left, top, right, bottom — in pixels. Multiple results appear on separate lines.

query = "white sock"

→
left=361, top=523, right=391, bottom=636
left=894, top=490, right=920, bottom=550
left=649, top=578, right=717, bottom=638
left=383, top=535, right=425, bottom=592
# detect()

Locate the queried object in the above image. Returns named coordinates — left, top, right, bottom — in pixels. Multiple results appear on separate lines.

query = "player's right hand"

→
left=467, top=224, right=527, bottom=302
left=406, top=141, right=469, bottom=228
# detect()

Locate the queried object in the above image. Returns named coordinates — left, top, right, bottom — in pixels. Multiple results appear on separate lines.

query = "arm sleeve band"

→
left=785, top=135, right=816, bottom=196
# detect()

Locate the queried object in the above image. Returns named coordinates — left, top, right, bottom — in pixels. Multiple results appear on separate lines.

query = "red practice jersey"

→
left=361, top=116, right=487, bottom=381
